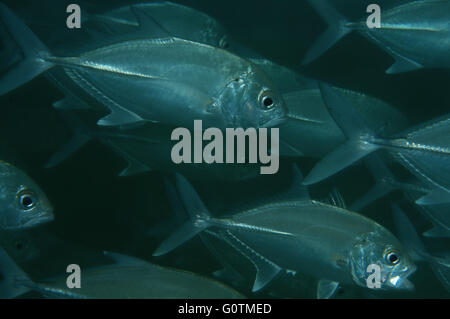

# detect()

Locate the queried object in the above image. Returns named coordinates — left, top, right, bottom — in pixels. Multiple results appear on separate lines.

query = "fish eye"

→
left=17, top=190, right=36, bottom=211
left=385, top=250, right=400, bottom=265
left=259, top=90, right=276, bottom=110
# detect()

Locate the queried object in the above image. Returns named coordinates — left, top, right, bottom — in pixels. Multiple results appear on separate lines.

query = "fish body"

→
left=0, top=161, right=53, bottom=230
left=154, top=171, right=416, bottom=293
left=0, top=248, right=244, bottom=299
left=303, top=0, right=450, bottom=73
left=84, top=1, right=232, bottom=50
left=0, top=3, right=286, bottom=130
left=303, top=84, right=450, bottom=207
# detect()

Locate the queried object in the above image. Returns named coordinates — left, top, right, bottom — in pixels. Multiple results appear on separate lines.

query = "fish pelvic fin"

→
left=302, top=0, right=351, bottom=65
left=303, top=83, right=380, bottom=185
left=0, top=3, right=54, bottom=95
left=152, top=174, right=213, bottom=257
left=0, top=246, right=32, bottom=298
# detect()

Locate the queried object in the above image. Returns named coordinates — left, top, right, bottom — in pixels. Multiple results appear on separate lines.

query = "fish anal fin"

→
left=97, top=108, right=145, bottom=127
left=220, top=231, right=282, bottom=292
left=386, top=55, right=423, bottom=74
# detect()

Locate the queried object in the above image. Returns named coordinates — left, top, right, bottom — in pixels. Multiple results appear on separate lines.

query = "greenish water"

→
left=0, top=0, right=449, bottom=298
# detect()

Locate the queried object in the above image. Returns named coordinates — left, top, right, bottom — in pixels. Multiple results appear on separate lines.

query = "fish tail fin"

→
left=152, top=174, right=213, bottom=257
left=302, top=0, right=351, bottom=65
left=0, top=3, right=54, bottom=95
left=45, top=112, right=91, bottom=168
left=0, top=247, right=32, bottom=298
left=350, top=155, right=396, bottom=211
left=303, top=83, right=380, bottom=185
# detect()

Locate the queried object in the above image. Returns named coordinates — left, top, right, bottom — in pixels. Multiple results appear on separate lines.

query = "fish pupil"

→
left=263, top=97, right=273, bottom=108
left=21, top=196, right=33, bottom=208
left=389, top=254, right=399, bottom=264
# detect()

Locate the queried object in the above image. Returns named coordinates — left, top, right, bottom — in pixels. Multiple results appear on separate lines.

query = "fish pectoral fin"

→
left=317, top=280, right=340, bottom=299
left=284, top=164, right=311, bottom=201
left=386, top=54, right=423, bottom=74
left=219, top=231, right=282, bottom=292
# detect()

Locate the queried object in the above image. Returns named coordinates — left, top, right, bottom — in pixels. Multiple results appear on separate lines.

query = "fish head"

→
left=0, top=161, right=54, bottom=230
left=349, top=230, right=416, bottom=291
left=221, top=67, right=287, bottom=128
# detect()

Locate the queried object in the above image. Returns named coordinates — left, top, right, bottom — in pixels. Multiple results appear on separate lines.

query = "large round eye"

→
left=258, top=90, right=276, bottom=110
left=385, top=249, right=400, bottom=265
left=17, top=190, right=36, bottom=211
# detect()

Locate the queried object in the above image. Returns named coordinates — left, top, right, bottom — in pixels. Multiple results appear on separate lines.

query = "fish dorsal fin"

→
left=317, top=280, right=340, bottom=299
left=325, top=188, right=346, bottom=208
left=285, top=164, right=310, bottom=201
left=103, top=251, right=147, bottom=266
left=220, top=231, right=281, bottom=292
left=130, top=5, right=173, bottom=38
left=391, top=204, right=428, bottom=262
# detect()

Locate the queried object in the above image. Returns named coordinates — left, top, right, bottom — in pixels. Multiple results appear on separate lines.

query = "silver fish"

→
left=44, top=111, right=263, bottom=181
left=303, top=83, right=450, bottom=207
left=83, top=1, right=232, bottom=49
left=0, top=161, right=53, bottom=230
left=303, top=0, right=450, bottom=73
left=392, top=204, right=450, bottom=292
left=349, top=154, right=450, bottom=237
left=153, top=168, right=416, bottom=295
left=251, top=59, right=410, bottom=158
left=0, top=247, right=245, bottom=299
left=0, top=3, right=286, bottom=129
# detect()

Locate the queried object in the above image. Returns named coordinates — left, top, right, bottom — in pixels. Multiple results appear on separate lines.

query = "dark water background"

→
left=0, top=0, right=449, bottom=298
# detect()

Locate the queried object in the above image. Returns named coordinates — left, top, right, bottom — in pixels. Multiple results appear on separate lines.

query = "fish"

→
left=45, top=111, right=263, bottom=181
left=81, top=1, right=233, bottom=50
left=153, top=166, right=416, bottom=297
left=302, top=0, right=450, bottom=73
left=17, top=1, right=233, bottom=51
left=0, top=160, right=53, bottom=230
left=0, top=3, right=286, bottom=130
left=303, top=83, right=450, bottom=207
left=392, top=204, right=450, bottom=292
left=349, top=154, right=450, bottom=238
left=0, top=247, right=245, bottom=299
left=250, top=59, right=410, bottom=158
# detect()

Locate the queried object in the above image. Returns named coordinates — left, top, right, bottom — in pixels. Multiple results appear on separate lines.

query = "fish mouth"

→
left=387, top=264, right=417, bottom=291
